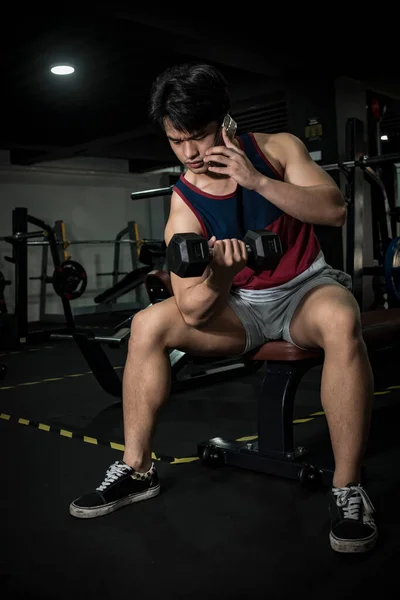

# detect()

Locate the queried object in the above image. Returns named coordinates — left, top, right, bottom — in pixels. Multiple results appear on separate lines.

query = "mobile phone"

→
left=213, top=114, right=237, bottom=146
left=209, top=114, right=237, bottom=167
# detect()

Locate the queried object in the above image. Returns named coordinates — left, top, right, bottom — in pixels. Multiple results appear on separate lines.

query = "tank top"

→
left=172, top=132, right=321, bottom=290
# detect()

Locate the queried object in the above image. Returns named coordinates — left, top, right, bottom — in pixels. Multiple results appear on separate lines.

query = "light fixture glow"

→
left=51, top=65, right=75, bottom=75
left=381, top=134, right=389, bottom=141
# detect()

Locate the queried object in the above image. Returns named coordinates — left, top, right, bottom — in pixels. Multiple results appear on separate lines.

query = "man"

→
left=69, top=62, right=377, bottom=554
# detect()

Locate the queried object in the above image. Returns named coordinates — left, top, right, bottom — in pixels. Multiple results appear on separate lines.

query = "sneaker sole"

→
left=329, top=530, right=377, bottom=553
left=69, top=484, right=161, bottom=519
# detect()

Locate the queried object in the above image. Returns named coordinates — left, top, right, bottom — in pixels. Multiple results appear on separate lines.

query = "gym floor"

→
left=1, top=328, right=400, bottom=599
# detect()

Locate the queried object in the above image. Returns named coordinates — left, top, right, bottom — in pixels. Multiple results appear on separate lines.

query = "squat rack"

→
left=0, top=209, right=142, bottom=347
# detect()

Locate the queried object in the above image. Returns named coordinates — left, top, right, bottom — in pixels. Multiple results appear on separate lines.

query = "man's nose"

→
left=183, top=141, right=199, bottom=160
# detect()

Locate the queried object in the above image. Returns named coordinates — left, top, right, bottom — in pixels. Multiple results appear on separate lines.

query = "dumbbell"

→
left=166, top=230, right=283, bottom=278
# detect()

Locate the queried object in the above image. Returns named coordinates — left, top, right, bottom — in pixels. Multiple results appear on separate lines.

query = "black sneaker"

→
left=328, top=482, right=377, bottom=553
left=69, top=460, right=160, bottom=519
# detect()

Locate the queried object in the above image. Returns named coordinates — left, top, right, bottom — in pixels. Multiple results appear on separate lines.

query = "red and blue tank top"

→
left=173, top=132, right=321, bottom=290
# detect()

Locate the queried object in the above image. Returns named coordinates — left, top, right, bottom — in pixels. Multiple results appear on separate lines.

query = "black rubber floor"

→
left=1, top=338, right=400, bottom=599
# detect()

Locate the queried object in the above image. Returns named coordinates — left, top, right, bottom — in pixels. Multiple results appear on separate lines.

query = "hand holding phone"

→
left=204, top=115, right=263, bottom=191
left=208, top=114, right=237, bottom=167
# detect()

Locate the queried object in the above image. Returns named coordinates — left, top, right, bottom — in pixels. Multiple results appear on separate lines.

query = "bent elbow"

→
left=333, top=204, right=347, bottom=227
left=177, top=302, right=206, bottom=329
left=182, top=313, right=209, bottom=329
left=181, top=313, right=200, bottom=328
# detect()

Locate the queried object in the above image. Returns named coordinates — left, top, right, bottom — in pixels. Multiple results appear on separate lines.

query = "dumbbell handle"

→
left=203, top=241, right=253, bottom=260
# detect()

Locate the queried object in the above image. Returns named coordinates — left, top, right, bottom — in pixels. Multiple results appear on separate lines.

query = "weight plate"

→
left=52, top=260, right=87, bottom=300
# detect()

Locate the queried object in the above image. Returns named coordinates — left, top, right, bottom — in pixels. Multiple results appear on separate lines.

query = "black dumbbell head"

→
left=167, top=233, right=210, bottom=278
left=243, top=229, right=283, bottom=270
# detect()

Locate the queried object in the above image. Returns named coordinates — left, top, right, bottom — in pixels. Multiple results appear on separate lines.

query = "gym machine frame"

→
left=0, top=208, right=147, bottom=346
left=1, top=207, right=77, bottom=346
left=29, top=220, right=141, bottom=320
left=322, top=120, right=400, bottom=309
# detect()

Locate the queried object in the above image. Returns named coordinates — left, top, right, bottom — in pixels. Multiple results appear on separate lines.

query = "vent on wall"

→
left=381, top=109, right=400, bottom=139
left=233, top=97, right=288, bottom=135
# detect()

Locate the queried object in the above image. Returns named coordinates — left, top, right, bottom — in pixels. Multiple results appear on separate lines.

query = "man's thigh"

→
left=135, top=296, right=248, bottom=358
left=286, top=283, right=361, bottom=350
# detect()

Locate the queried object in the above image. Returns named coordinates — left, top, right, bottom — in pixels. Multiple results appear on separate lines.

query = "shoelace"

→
left=96, top=461, right=131, bottom=492
left=334, top=485, right=375, bottom=520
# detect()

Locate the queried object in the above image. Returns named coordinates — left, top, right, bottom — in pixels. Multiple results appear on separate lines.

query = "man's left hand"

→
left=204, top=127, right=265, bottom=191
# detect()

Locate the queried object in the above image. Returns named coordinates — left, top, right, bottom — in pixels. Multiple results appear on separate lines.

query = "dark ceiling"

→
left=1, top=7, right=400, bottom=172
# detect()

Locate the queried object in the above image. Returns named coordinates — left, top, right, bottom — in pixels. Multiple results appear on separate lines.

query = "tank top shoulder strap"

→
left=237, top=132, right=283, bottom=180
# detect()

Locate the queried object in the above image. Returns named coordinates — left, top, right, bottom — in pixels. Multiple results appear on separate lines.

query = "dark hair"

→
left=148, top=62, right=231, bottom=133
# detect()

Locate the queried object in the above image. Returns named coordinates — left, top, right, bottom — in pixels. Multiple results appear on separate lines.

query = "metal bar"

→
left=363, top=152, right=400, bottom=166
left=0, top=230, right=45, bottom=242
left=322, top=162, right=353, bottom=172
left=51, top=326, right=130, bottom=347
left=321, top=151, right=400, bottom=173
left=54, top=220, right=66, bottom=263
left=24, top=239, right=140, bottom=246
left=128, top=221, right=140, bottom=304
left=13, top=208, right=28, bottom=344
left=1, top=237, right=162, bottom=247
left=350, top=118, right=366, bottom=308
left=27, top=213, right=75, bottom=330
left=130, top=185, right=173, bottom=200
left=39, top=240, right=49, bottom=322
left=128, top=221, right=138, bottom=270
left=113, top=225, right=129, bottom=287
left=71, top=332, right=122, bottom=397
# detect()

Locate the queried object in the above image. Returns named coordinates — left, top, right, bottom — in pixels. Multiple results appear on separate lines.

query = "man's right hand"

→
left=208, top=237, right=248, bottom=280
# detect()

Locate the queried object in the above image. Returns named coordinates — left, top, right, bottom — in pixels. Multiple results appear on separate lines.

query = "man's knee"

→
left=317, top=297, right=362, bottom=347
left=291, top=284, right=362, bottom=349
left=129, top=298, right=183, bottom=348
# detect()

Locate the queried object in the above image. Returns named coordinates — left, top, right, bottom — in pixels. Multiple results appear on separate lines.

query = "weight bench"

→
left=146, top=269, right=400, bottom=487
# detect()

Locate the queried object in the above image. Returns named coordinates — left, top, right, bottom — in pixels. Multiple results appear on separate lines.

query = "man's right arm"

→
left=164, top=194, right=241, bottom=328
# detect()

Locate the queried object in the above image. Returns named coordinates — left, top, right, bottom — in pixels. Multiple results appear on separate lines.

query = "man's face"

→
left=164, top=118, right=219, bottom=174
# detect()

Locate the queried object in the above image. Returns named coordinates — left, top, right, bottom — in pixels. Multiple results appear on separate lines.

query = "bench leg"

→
left=257, top=361, right=314, bottom=456
left=197, top=357, right=335, bottom=487
left=72, top=332, right=123, bottom=398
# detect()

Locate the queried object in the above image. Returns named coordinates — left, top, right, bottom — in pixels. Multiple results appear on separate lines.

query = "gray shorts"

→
left=227, top=252, right=353, bottom=353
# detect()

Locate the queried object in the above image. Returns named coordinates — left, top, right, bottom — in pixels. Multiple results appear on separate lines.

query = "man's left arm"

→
left=255, top=133, right=346, bottom=227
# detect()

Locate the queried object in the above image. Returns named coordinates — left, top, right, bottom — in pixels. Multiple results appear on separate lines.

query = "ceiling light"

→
left=51, top=65, right=75, bottom=75
left=381, top=134, right=389, bottom=141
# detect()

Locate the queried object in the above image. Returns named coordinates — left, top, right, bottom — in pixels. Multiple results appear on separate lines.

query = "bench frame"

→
left=197, top=355, right=334, bottom=486
left=197, top=337, right=400, bottom=488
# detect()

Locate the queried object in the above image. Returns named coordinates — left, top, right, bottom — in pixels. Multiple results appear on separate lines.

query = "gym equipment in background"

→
left=385, top=237, right=400, bottom=303
left=0, top=209, right=148, bottom=348
left=94, top=239, right=167, bottom=305
left=0, top=270, right=12, bottom=359
left=0, top=209, right=84, bottom=347
left=318, top=117, right=400, bottom=310
left=52, top=260, right=88, bottom=300
left=27, top=218, right=142, bottom=321
left=0, top=271, right=11, bottom=314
